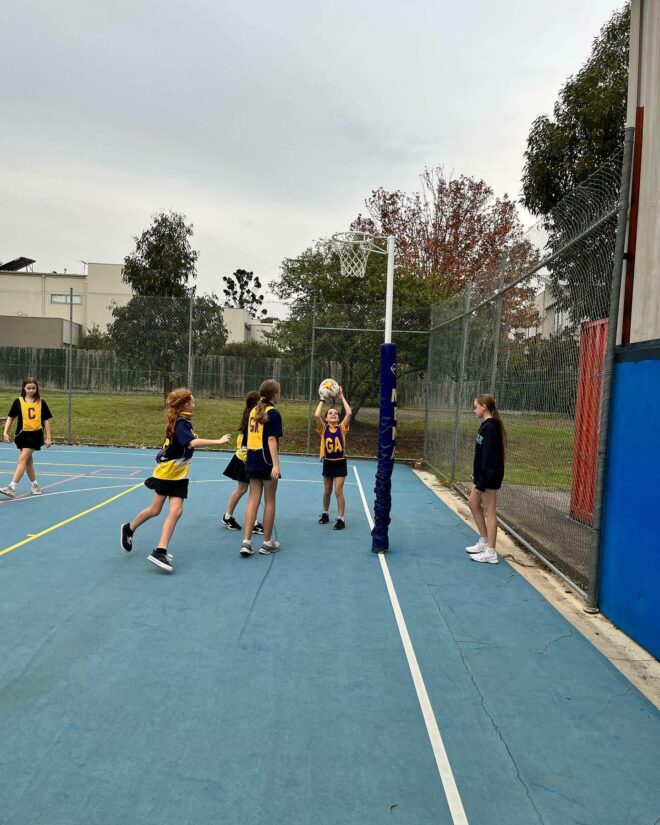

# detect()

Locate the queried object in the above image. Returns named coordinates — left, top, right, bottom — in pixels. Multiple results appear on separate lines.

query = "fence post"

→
left=490, top=253, right=507, bottom=394
left=305, top=302, right=317, bottom=453
left=68, top=287, right=73, bottom=444
left=187, top=289, right=195, bottom=389
left=585, top=127, right=635, bottom=612
left=423, top=318, right=433, bottom=465
left=450, top=282, right=471, bottom=483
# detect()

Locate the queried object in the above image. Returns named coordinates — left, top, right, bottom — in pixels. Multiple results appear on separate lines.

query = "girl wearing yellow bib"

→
left=240, top=379, right=283, bottom=557
left=314, top=386, right=352, bottom=530
left=1, top=377, right=53, bottom=498
left=119, top=388, right=230, bottom=573
left=221, top=390, right=264, bottom=533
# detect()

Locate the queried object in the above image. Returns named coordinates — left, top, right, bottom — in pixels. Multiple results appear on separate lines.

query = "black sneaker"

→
left=148, top=550, right=174, bottom=572
left=252, top=522, right=264, bottom=535
left=222, top=514, right=241, bottom=531
left=319, top=513, right=329, bottom=524
left=120, top=522, right=133, bottom=552
left=333, top=518, right=345, bottom=530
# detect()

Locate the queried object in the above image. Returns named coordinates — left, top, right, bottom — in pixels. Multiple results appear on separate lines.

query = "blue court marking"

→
left=0, top=446, right=658, bottom=825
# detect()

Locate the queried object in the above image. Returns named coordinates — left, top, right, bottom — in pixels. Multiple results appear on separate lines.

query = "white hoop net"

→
left=331, top=231, right=384, bottom=278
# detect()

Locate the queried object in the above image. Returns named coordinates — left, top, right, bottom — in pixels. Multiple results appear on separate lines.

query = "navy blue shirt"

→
left=245, top=407, right=283, bottom=474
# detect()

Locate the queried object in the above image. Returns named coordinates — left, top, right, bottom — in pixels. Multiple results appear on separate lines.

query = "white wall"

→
left=625, top=0, right=660, bottom=343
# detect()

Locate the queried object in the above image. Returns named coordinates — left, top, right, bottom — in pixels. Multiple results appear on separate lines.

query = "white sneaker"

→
left=31, top=483, right=42, bottom=496
left=259, top=540, right=281, bottom=555
left=465, top=538, right=487, bottom=554
left=239, top=541, right=254, bottom=557
left=0, top=486, right=16, bottom=498
left=470, top=548, right=498, bottom=564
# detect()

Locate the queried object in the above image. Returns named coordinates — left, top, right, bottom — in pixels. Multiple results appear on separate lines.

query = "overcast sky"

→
left=1, top=0, right=623, bottom=306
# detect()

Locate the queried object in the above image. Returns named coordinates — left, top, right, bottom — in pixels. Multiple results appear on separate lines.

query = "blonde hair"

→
left=254, top=379, right=280, bottom=425
left=475, top=393, right=507, bottom=455
left=165, top=387, right=193, bottom=439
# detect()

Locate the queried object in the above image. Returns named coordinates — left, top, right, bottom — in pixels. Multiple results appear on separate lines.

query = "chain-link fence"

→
left=0, top=292, right=428, bottom=459
left=425, top=148, right=627, bottom=593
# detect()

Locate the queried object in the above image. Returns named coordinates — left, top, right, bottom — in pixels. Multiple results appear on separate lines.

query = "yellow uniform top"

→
left=19, top=398, right=43, bottom=432
left=316, top=420, right=349, bottom=460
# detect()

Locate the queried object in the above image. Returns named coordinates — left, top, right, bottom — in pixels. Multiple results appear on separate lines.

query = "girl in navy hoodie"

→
left=466, top=394, right=506, bottom=564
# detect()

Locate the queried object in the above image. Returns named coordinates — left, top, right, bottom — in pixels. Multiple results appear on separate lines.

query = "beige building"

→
left=0, top=261, right=273, bottom=344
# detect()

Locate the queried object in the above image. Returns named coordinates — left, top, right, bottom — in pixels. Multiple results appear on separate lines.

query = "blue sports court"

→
left=0, top=444, right=658, bottom=825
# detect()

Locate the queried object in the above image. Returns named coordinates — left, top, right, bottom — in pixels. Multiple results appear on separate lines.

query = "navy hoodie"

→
left=473, top=417, right=504, bottom=491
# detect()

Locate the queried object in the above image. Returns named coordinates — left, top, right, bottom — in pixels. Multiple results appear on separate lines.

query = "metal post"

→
left=187, top=289, right=195, bottom=389
left=68, top=287, right=73, bottom=444
left=306, top=302, right=317, bottom=453
left=490, top=253, right=507, bottom=394
left=422, top=321, right=433, bottom=465
left=450, top=282, right=471, bottom=483
left=585, top=127, right=635, bottom=612
left=384, top=236, right=395, bottom=344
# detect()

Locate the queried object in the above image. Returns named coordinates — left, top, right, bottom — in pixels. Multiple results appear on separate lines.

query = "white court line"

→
left=352, top=465, right=469, bottom=825
left=1, top=483, right=138, bottom=503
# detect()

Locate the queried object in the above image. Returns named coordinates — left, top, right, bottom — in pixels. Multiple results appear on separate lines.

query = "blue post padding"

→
left=371, top=343, right=397, bottom=552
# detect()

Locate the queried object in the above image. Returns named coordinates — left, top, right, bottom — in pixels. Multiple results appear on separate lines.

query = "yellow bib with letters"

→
left=247, top=405, right=274, bottom=451
left=19, top=398, right=42, bottom=432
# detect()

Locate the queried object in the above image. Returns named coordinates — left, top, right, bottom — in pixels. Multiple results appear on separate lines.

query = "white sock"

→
left=486, top=547, right=496, bottom=553
left=478, top=536, right=487, bottom=544
left=337, top=516, right=344, bottom=522
left=32, top=479, right=39, bottom=486
left=9, top=481, right=17, bottom=490
left=224, top=512, right=232, bottom=519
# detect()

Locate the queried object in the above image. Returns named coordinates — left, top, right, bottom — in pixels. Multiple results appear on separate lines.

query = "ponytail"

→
left=240, top=390, right=261, bottom=432
left=254, top=379, right=280, bottom=425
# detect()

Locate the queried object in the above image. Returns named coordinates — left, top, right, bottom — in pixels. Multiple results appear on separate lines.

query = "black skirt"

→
left=322, top=458, right=348, bottom=478
left=15, top=431, right=44, bottom=451
left=144, top=476, right=189, bottom=499
left=223, top=454, right=249, bottom=484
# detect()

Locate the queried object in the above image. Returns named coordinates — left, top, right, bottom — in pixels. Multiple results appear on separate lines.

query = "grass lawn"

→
left=1, top=391, right=575, bottom=486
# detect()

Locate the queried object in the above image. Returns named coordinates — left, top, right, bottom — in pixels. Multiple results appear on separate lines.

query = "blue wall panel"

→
left=600, top=345, right=660, bottom=658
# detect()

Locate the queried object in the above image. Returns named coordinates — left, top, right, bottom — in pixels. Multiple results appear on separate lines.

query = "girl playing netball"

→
left=221, top=390, right=264, bottom=534
left=1, top=377, right=53, bottom=498
left=315, top=386, right=352, bottom=529
left=120, top=387, right=230, bottom=573
left=240, top=379, right=282, bottom=557
left=466, top=393, right=506, bottom=564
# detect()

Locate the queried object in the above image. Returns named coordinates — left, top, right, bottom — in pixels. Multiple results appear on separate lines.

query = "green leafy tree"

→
left=109, top=211, right=227, bottom=397
left=78, top=324, right=114, bottom=350
left=521, top=4, right=629, bottom=216
left=222, top=268, right=268, bottom=318
left=122, top=210, right=198, bottom=296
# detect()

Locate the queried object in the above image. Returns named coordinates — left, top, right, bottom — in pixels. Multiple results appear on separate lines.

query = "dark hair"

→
left=254, top=379, right=281, bottom=425
left=475, top=393, right=507, bottom=456
left=21, top=376, right=40, bottom=400
left=239, top=390, right=261, bottom=432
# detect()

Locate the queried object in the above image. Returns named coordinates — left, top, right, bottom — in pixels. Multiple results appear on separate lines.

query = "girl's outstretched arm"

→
left=189, top=434, right=231, bottom=448
left=314, top=399, right=324, bottom=427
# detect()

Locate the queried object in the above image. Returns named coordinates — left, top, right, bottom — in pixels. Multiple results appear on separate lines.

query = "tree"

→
left=78, top=324, right=114, bottom=350
left=109, top=211, right=227, bottom=397
left=122, top=210, right=198, bottom=296
left=222, top=269, right=268, bottom=318
left=355, top=168, right=526, bottom=298
left=272, top=167, right=538, bottom=417
left=521, top=4, right=630, bottom=216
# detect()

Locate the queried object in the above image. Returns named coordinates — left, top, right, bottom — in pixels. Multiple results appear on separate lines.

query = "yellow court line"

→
left=0, top=483, right=143, bottom=558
